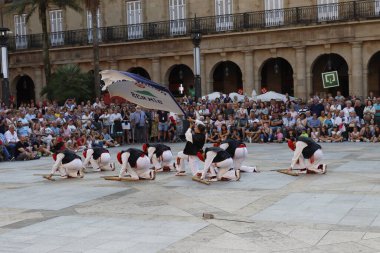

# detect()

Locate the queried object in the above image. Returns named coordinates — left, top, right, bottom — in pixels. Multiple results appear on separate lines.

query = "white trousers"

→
left=121, top=154, right=153, bottom=180
left=85, top=149, right=112, bottom=171
left=58, top=159, right=83, bottom=178
left=176, top=151, right=201, bottom=176
left=210, top=158, right=237, bottom=180
left=293, top=149, right=324, bottom=173
left=233, top=147, right=256, bottom=172
left=152, top=150, right=174, bottom=170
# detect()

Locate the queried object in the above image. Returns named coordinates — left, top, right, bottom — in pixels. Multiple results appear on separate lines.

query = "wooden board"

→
left=276, top=169, right=299, bottom=176
left=102, top=176, right=139, bottom=182
left=42, top=175, right=56, bottom=181
left=192, top=176, right=211, bottom=185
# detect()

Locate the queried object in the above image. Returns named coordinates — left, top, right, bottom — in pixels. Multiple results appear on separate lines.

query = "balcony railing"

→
left=8, top=0, right=380, bottom=52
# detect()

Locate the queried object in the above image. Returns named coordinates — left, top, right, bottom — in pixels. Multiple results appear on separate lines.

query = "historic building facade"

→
left=2, top=0, right=380, bottom=104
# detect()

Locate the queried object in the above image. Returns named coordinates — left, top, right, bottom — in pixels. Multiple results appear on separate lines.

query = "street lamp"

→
left=0, top=27, right=10, bottom=107
left=191, top=15, right=202, bottom=99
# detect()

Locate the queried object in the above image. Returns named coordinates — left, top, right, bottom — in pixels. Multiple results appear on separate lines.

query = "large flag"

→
left=100, top=70, right=185, bottom=115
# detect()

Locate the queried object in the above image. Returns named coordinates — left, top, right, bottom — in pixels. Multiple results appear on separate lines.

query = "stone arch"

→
left=211, top=61, right=243, bottom=94
left=127, top=67, right=151, bottom=80
left=166, top=64, right=194, bottom=97
left=367, top=51, right=380, bottom=97
left=12, top=75, right=35, bottom=106
left=259, top=57, right=294, bottom=96
left=311, top=53, right=349, bottom=97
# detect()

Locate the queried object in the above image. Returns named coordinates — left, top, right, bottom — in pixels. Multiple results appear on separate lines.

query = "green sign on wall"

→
left=322, top=71, right=340, bottom=89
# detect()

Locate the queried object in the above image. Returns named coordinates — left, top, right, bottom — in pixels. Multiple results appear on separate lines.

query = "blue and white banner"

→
left=101, top=70, right=185, bottom=115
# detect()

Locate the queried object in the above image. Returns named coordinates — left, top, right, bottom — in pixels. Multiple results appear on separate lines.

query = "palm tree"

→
left=10, top=0, right=81, bottom=86
left=84, top=0, right=101, bottom=98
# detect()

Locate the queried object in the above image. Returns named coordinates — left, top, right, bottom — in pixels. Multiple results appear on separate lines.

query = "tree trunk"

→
left=39, top=3, right=51, bottom=88
left=92, top=7, right=101, bottom=99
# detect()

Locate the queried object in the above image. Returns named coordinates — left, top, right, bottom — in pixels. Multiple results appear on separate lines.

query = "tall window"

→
left=14, top=14, right=27, bottom=49
left=317, top=0, right=338, bottom=21
left=169, top=0, right=186, bottom=35
left=87, top=8, right=102, bottom=43
left=49, top=10, right=64, bottom=46
left=376, top=0, right=380, bottom=16
left=215, top=0, right=233, bottom=31
left=265, top=0, right=284, bottom=27
left=127, top=1, right=143, bottom=39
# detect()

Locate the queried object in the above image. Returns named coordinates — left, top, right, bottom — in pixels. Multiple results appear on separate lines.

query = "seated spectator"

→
left=15, top=136, right=37, bottom=161
left=330, top=126, right=343, bottom=142
left=307, top=113, right=321, bottom=129
left=229, top=127, right=241, bottom=141
left=311, top=127, right=320, bottom=142
left=319, top=126, right=330, bottom=143
left=207, top=127, right=221, bottom=143
left=359, top=125, right=372, bottom=142
left=219, top=124, right=230, bottom=142
left=371, top=126, right=380, bottom=143
left=260, top=123, right=273, bottom=143
left=349, top=127, right=361, bottom=142
left=4, top=124, right=19, bottom=158
left=245, top=122, right=260, bottom=143
left=274, top=128, right=284, bottom=143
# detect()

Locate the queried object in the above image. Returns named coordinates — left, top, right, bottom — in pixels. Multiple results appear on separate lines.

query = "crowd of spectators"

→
left=1, top=90, right=380, bottom=162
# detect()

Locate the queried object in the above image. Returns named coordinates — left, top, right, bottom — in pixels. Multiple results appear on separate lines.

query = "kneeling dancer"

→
left=287, top=136, right=327, bottom=174
left=143, top=143, right=174, bottom=172
left=199, top=147, right=240, bottom=181
left=83, top=147, right=115, bottom=172
left=46, top=142, right=84, bottom=180
left=117, top=148, right=155, bottom=180
left=175, top=119, right=206, bottom=176
left=219, top=139, right=258, bottom=173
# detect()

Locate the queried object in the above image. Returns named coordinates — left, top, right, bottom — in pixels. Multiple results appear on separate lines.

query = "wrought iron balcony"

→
left=7, top=0, right=380, bottom=52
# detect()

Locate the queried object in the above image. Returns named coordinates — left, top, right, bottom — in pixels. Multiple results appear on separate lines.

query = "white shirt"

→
left=110, top=113, right=122, bottom=123
left=4, top=130, right=19, bottom=143
left=343, top=107, right=354, bottom=118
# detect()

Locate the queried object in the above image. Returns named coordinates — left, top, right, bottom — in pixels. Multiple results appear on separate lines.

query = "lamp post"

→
left=0, top=27, right=10, bottom=107
left=191, top=15, right=202, bottom=99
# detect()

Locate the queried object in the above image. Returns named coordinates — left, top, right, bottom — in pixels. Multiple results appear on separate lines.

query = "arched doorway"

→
left=212, top=61, right=243, bottom=94
left=368, top=51, right=380, bottom=97
left=312, top=53, right=349, bottom=97
left=128, top=67, right=151, bottom=80
left=260, top=57, right=294, bottom=96
left=168, top=64, right=194, bottom=97
left=15, top=75, right=35, bottom=106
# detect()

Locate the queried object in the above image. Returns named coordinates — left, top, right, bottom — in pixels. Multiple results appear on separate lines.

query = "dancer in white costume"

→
left=117, top=148, right=156, bottom=180
left=286, top=137, right=327, bottom=174
left=83, top=147, right=115, bottom=172
left=219, top=139, right=259, bottom=173
left=143, top=143, right=174, bottom=172
left=198, top=147, right=240, bottom=181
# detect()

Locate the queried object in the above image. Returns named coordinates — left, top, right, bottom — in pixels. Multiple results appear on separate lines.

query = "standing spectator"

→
left=375, top=98, right=380, bottom=126
left=354, top=99, right=365, bottom=120
left=131, top=106, right=147, bottom=143
left=157, top=110, right=169, bottom=142
left=310, top=98, right=324, bottom=117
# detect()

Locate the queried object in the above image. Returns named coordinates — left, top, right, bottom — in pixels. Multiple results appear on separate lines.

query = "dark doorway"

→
left=168, top=64, right=194, bottom=97
left=128, top=67, right=151, bottom=80
left=212, top=61, right=243, bottom=94
left=368, top=51, right=380, bottom=97
left=312, top=53, right=349, bottom=97
left=16, top=75, right=35, bottom=106
left=260, top=57, right=294, bottom=96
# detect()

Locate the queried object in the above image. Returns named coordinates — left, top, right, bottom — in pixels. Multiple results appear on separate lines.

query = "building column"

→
left=351, top=42, right=363, bottom=98
left=243, top=50, right=254, bottom=96
left=363, top=68, right=368, bottom=99
left=201, top=54, right=208, bottom=95
left=151, top=57, right=161, bottom=84
left=306, top=71, right=313, bottom=101
left=295, top=46, right=307, bottom=100
left=253, top=52, right=261, bottom=94
left=33, top=67, right=46, bottom=102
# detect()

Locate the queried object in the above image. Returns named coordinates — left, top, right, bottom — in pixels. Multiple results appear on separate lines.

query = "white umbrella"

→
left=229, top=92, right=247, bottom=102
left=256, top=91, right=295, bottom=102
left=202, top=92, right=225, bottom=101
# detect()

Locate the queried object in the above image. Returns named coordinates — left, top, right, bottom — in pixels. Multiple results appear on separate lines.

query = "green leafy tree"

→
left=84, top=0, right=101, bottom=99
left=41, top=64, right=94, bottom=104
left=10, top=0, right=81, bottom=86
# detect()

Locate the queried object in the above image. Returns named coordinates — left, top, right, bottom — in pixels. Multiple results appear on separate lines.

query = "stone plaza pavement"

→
left=1, top=143, right=380, bottom=253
